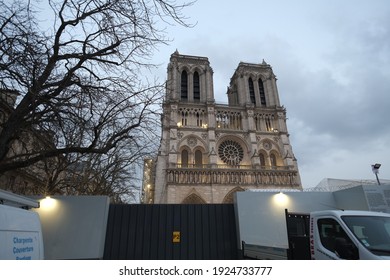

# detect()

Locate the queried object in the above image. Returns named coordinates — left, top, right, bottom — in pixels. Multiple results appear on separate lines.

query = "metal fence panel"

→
left=103, top=204, right=238, bottom=260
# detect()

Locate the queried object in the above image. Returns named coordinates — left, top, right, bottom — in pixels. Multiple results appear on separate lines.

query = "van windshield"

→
left=341, top=215, right=390, bottom=256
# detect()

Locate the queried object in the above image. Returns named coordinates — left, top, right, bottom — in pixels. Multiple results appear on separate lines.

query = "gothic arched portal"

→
left=182, top=193, right=206, bottom=204
left=222, top=187, right=245, bottom=204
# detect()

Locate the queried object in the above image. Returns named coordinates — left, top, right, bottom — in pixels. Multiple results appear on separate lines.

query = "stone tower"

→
left=141, top=51, right=301, bottom=204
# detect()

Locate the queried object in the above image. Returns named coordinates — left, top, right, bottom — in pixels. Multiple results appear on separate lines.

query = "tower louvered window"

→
left=181, top=70, right=188, bottom=100
left=258, top=79, right=266, bottom=106
left=193, top=71, right=200, bottom=101
left=249, top=78, right=255, bottom=104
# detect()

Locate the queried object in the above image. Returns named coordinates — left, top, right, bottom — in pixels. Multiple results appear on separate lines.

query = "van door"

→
left=285, top=211, right=311, bottom=260
left=315, top=217, right=359, bottom=260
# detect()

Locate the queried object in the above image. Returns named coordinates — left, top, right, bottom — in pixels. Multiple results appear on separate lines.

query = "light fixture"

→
left=371, top=163, right=381, bottom=185
left=40, top=196, right=57, bottom=210
left=273, top=191, right=289, bottom=206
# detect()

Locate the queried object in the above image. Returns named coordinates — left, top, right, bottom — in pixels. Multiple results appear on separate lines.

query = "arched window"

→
left=265, top=116, right=273, bottom=131
left=258, top=79, right=266, bottom=106
left=196, top=112, right=202, bottom=127
left=248, top=78, right=255, bottom=104
left=181, top=111, right=188, bottom=126
left=193, top=71, right=200, bottom=101
left=194, top=150, right=203, bottom=167
left=259, top=153, right=266, bottom=167
left=181, top=70, right=188, bottom=100
left=181, top=150, right=189, bottom=167
left=270, top=154, right=277, bottom=167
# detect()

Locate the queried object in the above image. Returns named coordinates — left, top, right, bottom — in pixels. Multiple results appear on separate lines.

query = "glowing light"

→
left=40, top=196, right=57, bottom=210
left=273, top=192, right=289, bottom=206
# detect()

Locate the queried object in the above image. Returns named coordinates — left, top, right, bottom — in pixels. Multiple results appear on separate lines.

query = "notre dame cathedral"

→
left=142, top=51, right=302, bottom=204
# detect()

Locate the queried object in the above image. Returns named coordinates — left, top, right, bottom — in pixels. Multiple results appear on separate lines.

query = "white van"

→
left=0, top=200, right=44, bottom=260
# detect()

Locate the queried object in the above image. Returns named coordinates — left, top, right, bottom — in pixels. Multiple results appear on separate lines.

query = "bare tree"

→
left=0, top=0, right=193, bottom=196
left=40, top=119, right=160, bottom=202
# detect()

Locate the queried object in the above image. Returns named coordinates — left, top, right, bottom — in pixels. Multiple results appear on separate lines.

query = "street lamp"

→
left=371, top=163, right=381, bottom=185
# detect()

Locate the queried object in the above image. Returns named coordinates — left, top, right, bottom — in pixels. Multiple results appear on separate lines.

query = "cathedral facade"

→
left=142, top=51, right=301, bottom=204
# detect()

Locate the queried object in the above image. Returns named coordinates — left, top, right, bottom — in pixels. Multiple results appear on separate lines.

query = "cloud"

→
left=270, top=7, right=390, bottom=187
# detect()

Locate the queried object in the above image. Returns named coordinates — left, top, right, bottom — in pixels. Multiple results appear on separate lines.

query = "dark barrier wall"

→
left=103, top=204, right=238, bottom=260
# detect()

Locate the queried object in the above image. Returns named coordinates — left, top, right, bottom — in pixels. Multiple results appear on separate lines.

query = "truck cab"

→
left=242, top=209, right=390, bottom=260
left=0, top=190, right=44, bottom=260
left=235, top=190, right=390, bottom=260
left=310, top=210, right=390, bottom=260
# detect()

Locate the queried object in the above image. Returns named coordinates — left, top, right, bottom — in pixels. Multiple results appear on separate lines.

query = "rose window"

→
left=218, top=140, right=244, bottom=166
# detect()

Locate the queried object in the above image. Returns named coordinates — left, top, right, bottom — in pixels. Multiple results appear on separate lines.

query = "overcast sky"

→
left=150, top=0, right=390, bottom=188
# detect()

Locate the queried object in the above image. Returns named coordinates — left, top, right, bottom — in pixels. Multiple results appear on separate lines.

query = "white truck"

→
left=0, top=190, right=44, bottom=260
left=242, top=209, right=390, bottom=260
